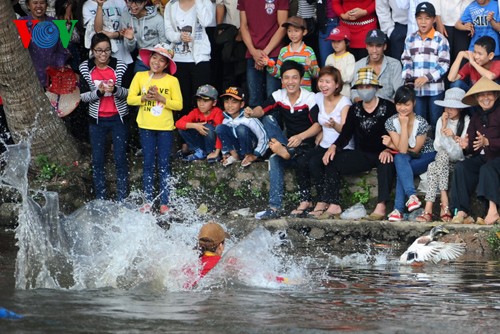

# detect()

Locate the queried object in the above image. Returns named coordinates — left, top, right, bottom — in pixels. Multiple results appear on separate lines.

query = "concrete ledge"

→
left=222, top=217, right=498, bottom=260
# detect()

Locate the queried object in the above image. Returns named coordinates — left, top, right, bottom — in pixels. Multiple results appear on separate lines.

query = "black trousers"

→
left=175, top=61, right=211, bottom=118
left=451, top=155, right=500, bottom=213
left=322, top=149, right=395, bottom=205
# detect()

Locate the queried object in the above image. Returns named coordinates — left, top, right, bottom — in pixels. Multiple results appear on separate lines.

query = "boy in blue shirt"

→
left=455, top=0, right=500, bottom=57
left=401, top=2, right=450, bottom=130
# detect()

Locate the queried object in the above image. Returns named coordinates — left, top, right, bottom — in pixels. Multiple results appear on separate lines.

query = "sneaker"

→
left=139, top=203, right=152, bottom=214
left=255, top=208, right=281, bottom=220
left=159, top=205, right=169, bottom=215
left=406, top=195, right=421, bottom=212
left=388, top=209, right=403, bottom=222
left=183, top=149, right=206, bottom=162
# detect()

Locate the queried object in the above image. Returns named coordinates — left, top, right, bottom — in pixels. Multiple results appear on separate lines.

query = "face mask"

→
left=357, top=87, right=377, bottom=102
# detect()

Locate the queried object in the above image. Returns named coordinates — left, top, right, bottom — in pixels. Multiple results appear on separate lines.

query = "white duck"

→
left=399, top=225, right=466, bottom=265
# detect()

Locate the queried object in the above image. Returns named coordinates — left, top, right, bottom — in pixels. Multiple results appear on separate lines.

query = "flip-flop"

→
left=415, top=212, right=433, bottom=222
left=365, top=212, right=385, bottom=221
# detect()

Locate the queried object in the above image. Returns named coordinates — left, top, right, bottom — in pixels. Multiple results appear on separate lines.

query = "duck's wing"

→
left=424, top=242, right=466, bottom=263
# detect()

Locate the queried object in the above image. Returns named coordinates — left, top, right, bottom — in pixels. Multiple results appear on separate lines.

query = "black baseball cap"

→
left=415, top=2, right=436, bottom=17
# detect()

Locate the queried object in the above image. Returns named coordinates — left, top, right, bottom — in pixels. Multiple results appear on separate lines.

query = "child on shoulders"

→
left=324, top=25, right=355, bottom=98
left=175, top=85, right=224, bottom=163
left=448, top=36, right=500, bottom=91
left=267, top=16, right=320, bottom=92
left=215, top=87, right=269, bottom=167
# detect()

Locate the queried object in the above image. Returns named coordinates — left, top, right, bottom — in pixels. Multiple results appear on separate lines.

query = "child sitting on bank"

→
left=215, top=87, right=269, bottom=167
left=448, top=36, right=500, bottom=91
left=324, top=25, right=355, bottom=98
left=267, top=16, right=320, bottom=92
left=175, top=85, right=224, bottom=162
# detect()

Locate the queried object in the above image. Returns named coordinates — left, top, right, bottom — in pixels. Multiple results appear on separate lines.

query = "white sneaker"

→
left=406, top=195, right=421, bottom=212
left=388, top=209, right=403, bottom=222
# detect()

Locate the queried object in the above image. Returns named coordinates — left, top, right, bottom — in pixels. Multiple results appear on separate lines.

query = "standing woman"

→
left=127, top=45, right=183, bottom=215
left=292, top=66, right=352, bottom=218
left=79, top=33, right=130, bottom=201
left=450, top=77, right=500, bottom=225
left=384, top=85, right=436, bottom=221
left=164, top=0, right=213, bottom=118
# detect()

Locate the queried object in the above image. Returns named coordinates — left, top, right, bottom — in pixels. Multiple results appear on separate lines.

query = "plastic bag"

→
left=340, top=203, right=367, bottom=220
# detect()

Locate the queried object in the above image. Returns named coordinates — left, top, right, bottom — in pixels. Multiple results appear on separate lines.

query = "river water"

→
left=1, top=143, right=499, bottom=333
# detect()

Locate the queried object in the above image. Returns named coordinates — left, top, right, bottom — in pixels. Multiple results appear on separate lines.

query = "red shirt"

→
left=332, top=0, right=377, bottom=49
left=175, top=106, right=224, bottom=149
left=237, top=0, right=289, bottom=58
left=458, top=60, right=500, bottom=85
left=91, top=66, right=118, bottom=118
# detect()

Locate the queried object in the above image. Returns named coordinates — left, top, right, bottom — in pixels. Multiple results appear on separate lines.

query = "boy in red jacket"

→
left=175, top=85, right=224, bottom=162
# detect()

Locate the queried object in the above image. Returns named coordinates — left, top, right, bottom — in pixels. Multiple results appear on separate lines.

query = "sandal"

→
left=440, top=204, right=452, bottom=222
left=290, top=203, right=313, bottom=218
left=476, top=216, right=500, bottom=225
left=307, top=209, right=326, bottom=218
left=451, top=214, right=475, bottom=224
left=415, top=212, right=433, bottom=222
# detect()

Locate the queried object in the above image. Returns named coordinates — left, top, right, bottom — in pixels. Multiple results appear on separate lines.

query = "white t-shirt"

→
left=171, top=5, right=198, bottom=63
left=316, top=94, right=354, bottom=149
left=82, top=0, right=132, bottom=64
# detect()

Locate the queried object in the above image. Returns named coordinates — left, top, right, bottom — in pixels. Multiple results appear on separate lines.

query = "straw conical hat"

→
left=45, top=87, right=81, bottom=117
left=462, top=76, right=500, bottom=106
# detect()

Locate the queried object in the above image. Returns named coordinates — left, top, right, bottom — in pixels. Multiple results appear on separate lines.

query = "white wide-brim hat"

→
left=434, top=87, right=469, bottom=108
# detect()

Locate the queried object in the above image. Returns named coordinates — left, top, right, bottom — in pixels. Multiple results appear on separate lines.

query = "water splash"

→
left=1, top=142, right=310, bottom=291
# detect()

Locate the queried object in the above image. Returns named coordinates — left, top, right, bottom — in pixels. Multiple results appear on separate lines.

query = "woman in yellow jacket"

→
left=127, top=44, right=183, bottom=215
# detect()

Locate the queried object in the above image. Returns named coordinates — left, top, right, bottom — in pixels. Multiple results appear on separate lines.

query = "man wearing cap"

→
left=351, top=29, right=403, bottom=103
left=197, top=222, right=229, bottom=278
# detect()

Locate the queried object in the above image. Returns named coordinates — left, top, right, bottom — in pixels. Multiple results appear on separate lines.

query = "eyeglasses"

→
left=94, top=49, right=112, bottom=55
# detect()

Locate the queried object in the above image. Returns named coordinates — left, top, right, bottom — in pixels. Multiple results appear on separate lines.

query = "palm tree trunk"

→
left=0, top=0, right=79, bottom=164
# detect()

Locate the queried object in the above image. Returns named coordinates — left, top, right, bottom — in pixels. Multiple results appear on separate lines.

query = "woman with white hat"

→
left=416, top=88, right=470, bottom=222
left=450, top=77, right=500, bottom=225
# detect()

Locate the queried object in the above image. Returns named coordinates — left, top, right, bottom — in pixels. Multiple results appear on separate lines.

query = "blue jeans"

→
left=89, top=115, right=129, bottom=201
left=261, top=114, right=287, bottom=145
left=262, top=115, right=292, bottom=208
left=394, top=152, right=437, bottom=211
left=415, top=93, right=444, bottom=129
left=178, top=124, right=217, bottom=155
left=450, top=79, right=471, bottom=92
left=246, top=58, right=281, bottom=107
left=318, top=18, right=339, bottom=67
left=140, top=129, right=173, bottom=205
left=215, top=124, right=258, bottom=157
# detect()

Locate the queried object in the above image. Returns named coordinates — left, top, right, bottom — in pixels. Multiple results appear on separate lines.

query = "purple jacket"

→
left=20, top=15, right=69, bottom=88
